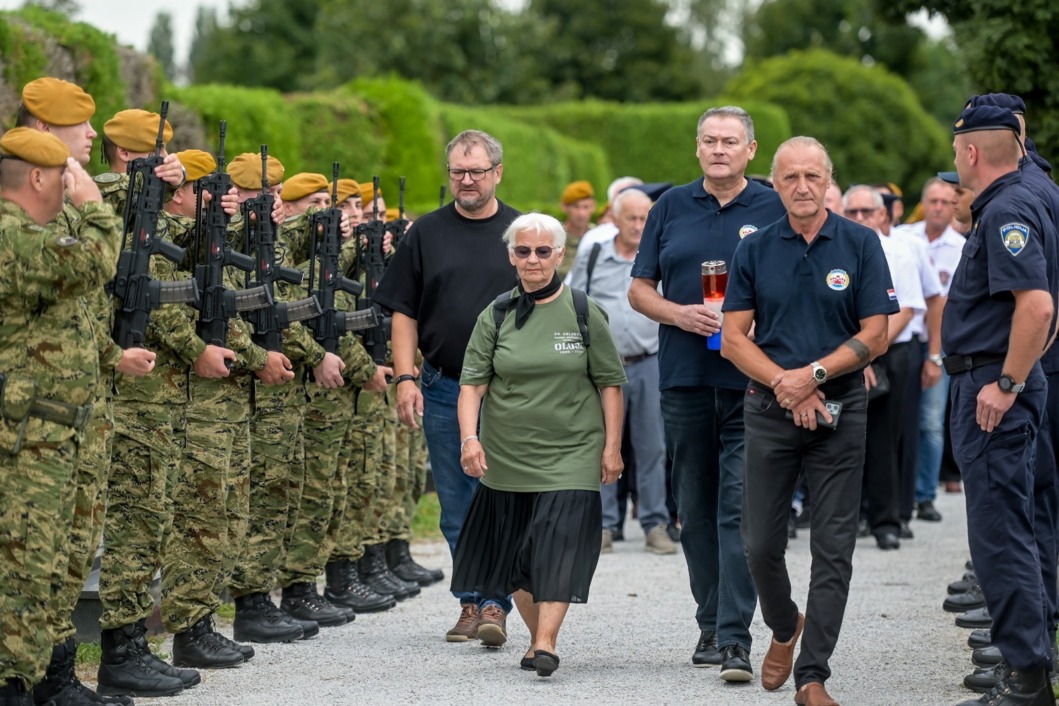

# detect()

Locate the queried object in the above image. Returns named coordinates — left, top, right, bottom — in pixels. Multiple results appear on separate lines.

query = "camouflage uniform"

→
left=327, top=389, right=384, bottom=564
left=0, top=198, right=121, bottom=686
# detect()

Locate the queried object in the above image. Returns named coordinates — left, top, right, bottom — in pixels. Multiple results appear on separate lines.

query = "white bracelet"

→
left=460, top=435, right=479, bottom=452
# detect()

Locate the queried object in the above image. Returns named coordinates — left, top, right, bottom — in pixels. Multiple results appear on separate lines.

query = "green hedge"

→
left=287, top=92, right=385, bottom=181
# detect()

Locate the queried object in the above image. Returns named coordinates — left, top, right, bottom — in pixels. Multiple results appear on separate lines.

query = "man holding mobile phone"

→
left=720, top=136, right=897, bottom=706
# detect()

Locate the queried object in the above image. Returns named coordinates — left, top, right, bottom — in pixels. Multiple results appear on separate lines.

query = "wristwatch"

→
left=928, top=354, right=943, bottom=367
left=998, top=373, right=1025, bottom=394
left=810, top=361, right=828, bottom=384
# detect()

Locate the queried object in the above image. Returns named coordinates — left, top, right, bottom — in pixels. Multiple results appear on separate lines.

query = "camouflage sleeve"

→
left=95, top=172, right=129, bottom=218
left=339, top=334, right=377, bottom=388
left=94, top=304, right=124, bottom=372
left=149, top=256, right=207, bottom=366
left=282, top=321, right=327, bottom=367
left=227, top=316, right=269, bottom=371
left=282, top=213, right=312, bottom=266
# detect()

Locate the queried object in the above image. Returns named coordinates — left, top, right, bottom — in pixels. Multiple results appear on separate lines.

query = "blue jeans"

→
left=422, top=361, right=512, bottom=612
left=602, top=356, right=669, bottom=533
left=660, top=386, right=756, bottom=651
left=915, top=357, right=950, bottom=504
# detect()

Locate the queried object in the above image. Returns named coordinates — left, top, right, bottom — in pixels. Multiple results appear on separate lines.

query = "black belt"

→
left=942, top=354, right=1005, bottom=376
left=622, top=352, right=656, bottom=366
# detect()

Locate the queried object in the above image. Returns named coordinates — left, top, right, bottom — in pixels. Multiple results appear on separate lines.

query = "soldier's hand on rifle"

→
left=363, top=365, right=392, bottom=393
left=312, top=352, right=346, bottom=389
left=271, top=194, right=285, bottom=225
left=63, top=158, right=102, bottom=207
left=221, top=187, right=240, bottom=217
left=383, top=232, right=394, bottom=255
left=193, top=345, right=235, bottom=378
left=115, top=347, right=157, bottom=377
left=339, top=212, right=352, bottom=240
left=257, top=351, right=295, bottom=385
left=156, top=153, right=185, bottom=187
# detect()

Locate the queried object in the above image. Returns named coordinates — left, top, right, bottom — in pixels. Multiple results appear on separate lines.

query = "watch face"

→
left=999, top=375, right=1013, bottom=392
left=814, top=368, right=827, bottom=382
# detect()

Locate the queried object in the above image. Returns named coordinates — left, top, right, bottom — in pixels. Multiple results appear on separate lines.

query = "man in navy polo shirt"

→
left=944, top=105, right=1057, bottom=706
left=721, top=136, right=896, bottom=706
left=629, top=106, right=786, bottom=681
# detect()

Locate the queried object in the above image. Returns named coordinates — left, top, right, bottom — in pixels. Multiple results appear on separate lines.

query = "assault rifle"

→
left=383, top=176, right=410, bottom=247
left=110, top=100, right=200, bottom=349
left=305, top=163, right=377, bottom=354
left=354, top=175, right=392, bottom=364
left=192, top=121, right=272, bottom=349
left=241, top=145, right=321, bottom=352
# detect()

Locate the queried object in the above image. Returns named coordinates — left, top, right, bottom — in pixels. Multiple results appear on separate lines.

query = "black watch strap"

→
left=393, top=374, right=418, bottom=385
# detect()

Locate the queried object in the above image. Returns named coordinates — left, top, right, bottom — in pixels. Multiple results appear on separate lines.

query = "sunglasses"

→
left=513, top=246, right=557, bottom=259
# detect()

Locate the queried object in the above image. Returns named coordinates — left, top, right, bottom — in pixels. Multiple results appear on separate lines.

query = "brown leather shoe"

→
left=445, top=604, right=479, bottom=642
left=476, top=604, right=508, bottom=646
left=794, top=682, right=839, bottom=706
left=761, top=612, right=804, bottom=690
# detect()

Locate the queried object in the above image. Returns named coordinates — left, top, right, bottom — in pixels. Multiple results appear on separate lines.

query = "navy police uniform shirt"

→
left=723, top=211, right=898, bottom=378
left=631, top=177, right=786, bottom=391
left=942, top=170, right=1053, bottom=357
left=1019, top=157, right=1059, bottom=374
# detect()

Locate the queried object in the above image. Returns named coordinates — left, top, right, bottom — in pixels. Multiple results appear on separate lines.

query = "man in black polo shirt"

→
left=629, top=106, right=786, bottom=681
left=374, top=130, right=518, bottom=643
left=721, top=136, right=897, bottom=706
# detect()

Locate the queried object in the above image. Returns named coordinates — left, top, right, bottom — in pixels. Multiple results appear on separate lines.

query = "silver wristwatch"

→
left=811, top=361, right=828, bottom=384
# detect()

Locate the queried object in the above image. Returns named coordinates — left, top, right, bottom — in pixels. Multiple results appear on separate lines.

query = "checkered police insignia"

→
left=826, top=269, right=850, bottom=291
left=999, top=223, right=1028, bottom=256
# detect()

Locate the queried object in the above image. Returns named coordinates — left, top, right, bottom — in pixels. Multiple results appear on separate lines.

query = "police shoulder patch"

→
left=94, top=172, right=121, bottom=184
left=999, top=222, right=1029, bottom=256
left=55, top=235, right=78, bottom=247
left=739, top=224, right=758, bottom=239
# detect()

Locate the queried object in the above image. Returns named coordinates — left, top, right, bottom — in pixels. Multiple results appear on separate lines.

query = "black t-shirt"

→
left=374, top=200, right=519, bottom=375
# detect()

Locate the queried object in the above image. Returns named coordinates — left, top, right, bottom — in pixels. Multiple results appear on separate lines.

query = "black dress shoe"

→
left=963, top=662, right=1006, bottom=694
left=899, top=519, right=914, bottom=539
left=972, top=646, right=1003, bottom=667
left=875, top=532, right=900, bottom=550
left=916, top=501, right=942, bottom=522
left=692, top=630, right=722, bottom=667
left=956, top=607, right=992, bottom=629
left=944, top=587, right=986, bottom=613
left=719, top=645, right=753, bottom=682
left=949, top=571, right=977, bottom=595
left=968, top=629, right=992, bottom=649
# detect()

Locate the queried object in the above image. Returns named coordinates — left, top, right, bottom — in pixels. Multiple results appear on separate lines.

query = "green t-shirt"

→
left=461, top=287, right=628, bottom=492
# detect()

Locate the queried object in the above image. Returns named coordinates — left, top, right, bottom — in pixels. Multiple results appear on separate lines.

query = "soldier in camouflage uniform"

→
left=0, top=128, right=120, bottom=706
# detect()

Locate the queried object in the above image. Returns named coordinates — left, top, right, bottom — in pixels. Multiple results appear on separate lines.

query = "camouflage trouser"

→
left=0, top=424, right=79, bottom=686
left=160, top=404, right=241, bottom=633
left=385, top=389, right=427, bottom=542
left=279, top=386, right=353, bottom=586
left=51, top=395, right=113, bottom=644
left=98, top=402, right=180, bottom=630
left=229, top=383, right=307, bottom=597
left=328, top=390, right=383, bottom=563
left=365, top=394, right=397, bottom=547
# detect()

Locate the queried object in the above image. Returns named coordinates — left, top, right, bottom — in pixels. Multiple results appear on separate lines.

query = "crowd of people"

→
left=1, top=72, right=1058, bottom=706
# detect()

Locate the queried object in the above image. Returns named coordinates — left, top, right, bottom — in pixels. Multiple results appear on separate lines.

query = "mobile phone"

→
left=786, top=400, right=843, bottom=430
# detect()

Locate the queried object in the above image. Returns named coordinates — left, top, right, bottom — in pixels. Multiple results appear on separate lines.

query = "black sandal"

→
left=533, top=649, right=560, bottom=677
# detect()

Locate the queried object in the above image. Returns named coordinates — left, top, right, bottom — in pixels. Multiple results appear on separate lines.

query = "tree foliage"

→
left=147, top=11, right=175, bottom=81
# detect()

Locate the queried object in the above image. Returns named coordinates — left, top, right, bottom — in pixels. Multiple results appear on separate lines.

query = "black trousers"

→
left=741, top=377, right=868, bottom=687
left=898, top=341, right=924, bottom=520
left=864, top=341, right=913, bottom=537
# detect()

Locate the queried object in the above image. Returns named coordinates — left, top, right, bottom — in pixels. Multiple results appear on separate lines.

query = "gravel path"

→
left=126, top=491, right=978, bottom=705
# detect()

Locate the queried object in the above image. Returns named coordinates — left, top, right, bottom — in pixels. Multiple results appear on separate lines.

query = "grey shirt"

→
left=567, top=235, right=659, bottom=359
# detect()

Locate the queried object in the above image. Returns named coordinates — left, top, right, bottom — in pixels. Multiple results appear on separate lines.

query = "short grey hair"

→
left=606, top=176, right=643, bottom=203
left=612, top=188, right=651, bottom=218
left=921, top=176, right=954, bottom=200
left=501, top=212, right=566, bottom=251
left=447, top=130, right=503, bottom=165
left=698, top=106, right=755, bottom=144
left=842, top=184, right=884, bottom=210
left=770, top=136, right=833, bottom=180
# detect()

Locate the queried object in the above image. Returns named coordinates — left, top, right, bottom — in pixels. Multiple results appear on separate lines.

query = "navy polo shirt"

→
left=723, top=212, right=898, bottom=376
left=1020, top=157, right=1059, bottom=374
left=943, top=170, right=1054, bottom=357
left=631, top=177, right=786, bottom=391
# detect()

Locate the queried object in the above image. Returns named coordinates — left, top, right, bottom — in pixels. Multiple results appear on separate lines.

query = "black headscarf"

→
left=496, top=272, right=562, bottom=329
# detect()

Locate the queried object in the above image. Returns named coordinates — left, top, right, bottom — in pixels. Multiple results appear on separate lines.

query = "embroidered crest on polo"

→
left=999, top=223, right=1028, bottom=256
left=739, top=224, right=758, bottom=238
left=826, top=269, right=850, bottom=291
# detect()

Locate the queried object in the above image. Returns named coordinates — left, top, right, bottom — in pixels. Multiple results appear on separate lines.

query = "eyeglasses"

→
left=447, top=165, right=497, bottom=182
left=513, top=246, right=557, bottom=259
left=846, top=208, right=879, bottom=218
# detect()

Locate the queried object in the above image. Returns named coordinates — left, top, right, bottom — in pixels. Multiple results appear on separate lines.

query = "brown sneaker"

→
left=476, top=604, right=508, bottom=646
left=794, top=682, right=839, bottom=706
left=761, top=612, right=804, bottom=690
left=601, top=529, right=614, bottom=554
left=445, top=604, right=479, bottom=642
left=645, top=524, right=677, bottom=555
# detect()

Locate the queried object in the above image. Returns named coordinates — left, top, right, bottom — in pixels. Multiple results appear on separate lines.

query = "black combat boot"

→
left=958, top=666, right=1052, bottom=706
left=385, top=539, right=444, bottom=586
left=275, top=605, right=320, bottom=640
left=359, top=544, right=419, bottom=600
left=171, top=616, right=244, bottom=669
left=128, top=620, right=199, bottom=689
left=31, top=638, right=98, bottom=705
left=325, top=560, right=396, bottom=613
left=233, top=593, right=303, bottom=643
left=97, top=625, right=184, bottom=698
left=1, top=678, right=33, bottom=706
left=280, top=582, right=350, bottom=627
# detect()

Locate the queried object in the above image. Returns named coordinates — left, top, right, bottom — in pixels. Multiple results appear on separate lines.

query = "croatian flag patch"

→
left=887, top=289, right=898, bottom=301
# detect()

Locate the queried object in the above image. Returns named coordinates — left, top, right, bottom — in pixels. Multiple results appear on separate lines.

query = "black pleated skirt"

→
left=450, top=486, right=603, bottom=604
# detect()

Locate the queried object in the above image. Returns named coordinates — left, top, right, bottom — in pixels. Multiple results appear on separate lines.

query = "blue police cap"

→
left=952, top=105, right=1020, bottom=135
left=965, top=93, right=1026, bottom=116
left=937, top=171, right=959, bottom=185
left=620, top=182, right=673, bottom=202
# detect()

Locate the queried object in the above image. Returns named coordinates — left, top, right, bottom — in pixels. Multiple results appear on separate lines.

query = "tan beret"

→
left=561, top=180, right=595, bottom=205
left=21, top=78, right=95, bottom=126
left=0, top=127, right=71, bottom=167
left=103, top=109, right=173, bottom=153
left=174, top=149, right=216, bottom=183
left=281, top=173, right=328, bottom=202
left=358, top=180, right=381, bottom=206
left=228, top=152, right=285, bottom=190
left=329, top=179, right=361, bottom=205
left=385, top=207, right=399, bottom=222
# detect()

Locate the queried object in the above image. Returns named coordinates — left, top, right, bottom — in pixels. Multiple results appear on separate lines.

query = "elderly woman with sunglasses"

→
left=451, top=212, right=627, bottom=678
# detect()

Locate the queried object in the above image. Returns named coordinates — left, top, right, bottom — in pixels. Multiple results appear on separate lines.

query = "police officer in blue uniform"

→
left=721, top=136, right=897, bottom=706
left=943, top=105, right=1058, bottom=706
